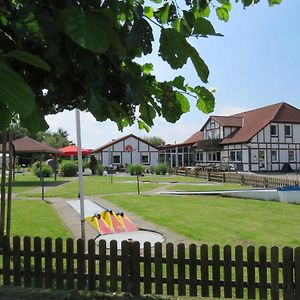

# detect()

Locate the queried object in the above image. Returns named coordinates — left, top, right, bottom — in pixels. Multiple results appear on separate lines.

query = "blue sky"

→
left=46, top=0, right=300, bottom=148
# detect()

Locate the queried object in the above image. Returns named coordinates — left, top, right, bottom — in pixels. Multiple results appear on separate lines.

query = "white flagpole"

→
left=75, top=108, right=86, bottom=243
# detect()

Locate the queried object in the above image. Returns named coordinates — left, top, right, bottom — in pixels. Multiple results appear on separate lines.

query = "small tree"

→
left=89, top=155, right=98, bottom=175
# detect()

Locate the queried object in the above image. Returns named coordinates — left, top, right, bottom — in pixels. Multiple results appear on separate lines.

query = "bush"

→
left=83, top=161, right=90, bottom=171
left=133, top=164, right=144, bottom=175
left=32, top=162, right=52, bottom=178
left=126, top=164, right=144, bottom=175
left=60, top=161, right=77, bottom=177
left=96, top=165, right=104, bottom=176
left=154, top=163, right=168, bottom=175
left=89, top=155, right=98, bottom=175
left=150, top=166, right=155, bottom=174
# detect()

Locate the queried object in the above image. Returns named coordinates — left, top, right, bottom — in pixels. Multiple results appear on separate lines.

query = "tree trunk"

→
left=6, top=130, right=13, bottom=236
left=0, top=131, right=7, bottom=236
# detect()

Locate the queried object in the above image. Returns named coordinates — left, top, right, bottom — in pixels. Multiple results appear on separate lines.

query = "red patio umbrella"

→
left=58, top=145, right=91, bottom=157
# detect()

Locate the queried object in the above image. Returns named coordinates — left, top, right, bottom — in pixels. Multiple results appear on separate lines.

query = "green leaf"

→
left=216, top=7, right=229, bottom=22
left=138, top=120, right=150, bottom=132
left=127, top=19, right=153, bottom=55
left=61, top=6, right=110, bottom=53
left=195, top=86, right=215, bottom=113
left=150, top=0, right=162, bottom=3
left=6, top=50, right=50, bottom=71
left=0, top=102, right=11, bottom=130
left=194, top=5, right=210, bottom=18
left=155, top=3, right=170, bottom=24
left=172, top=18, right=181, bottom=32
left=242, top=0, right=253, bottom=7
left=142, top=63, right=153, bottom=75
left=193, top=18, right=222, bottom=36
left=176, top=93, right=190, bottom=113
left=159, top=28, right=189, bottom=69
left=144, top=6, right=154, bottom=18
left=20, top=107, right=49, bottom=132
left=0, top=62, right=35, bottom=118
left=172, top=76, right=185, bottom=89
left=139, top=104, right=156, bottom=126
left=186, top=45, right=209, bottom=83
left=268, top=0, right=282, bottom=6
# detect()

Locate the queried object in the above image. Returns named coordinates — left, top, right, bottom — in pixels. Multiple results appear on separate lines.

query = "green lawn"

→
left=168, top=183, right=251, bottom=191
left=103, top=193, right=300, bottom=248
left=10, top=200, right=71, bottom=238
left=21, top=176, right=161, bottom=198
left=11, top=174, right=69, bottom=193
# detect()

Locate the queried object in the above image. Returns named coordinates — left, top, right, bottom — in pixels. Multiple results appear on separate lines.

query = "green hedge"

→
left=60, top=161, right=77, bottom=177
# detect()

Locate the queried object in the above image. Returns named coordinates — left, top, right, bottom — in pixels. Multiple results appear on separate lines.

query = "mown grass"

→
left=21, top=176, right=161, bottom=198
left=10, top=200, right=71, bottom=238
left=103, top=193, right=300, bottom=249
left=11, top=173, right=69, bottom=193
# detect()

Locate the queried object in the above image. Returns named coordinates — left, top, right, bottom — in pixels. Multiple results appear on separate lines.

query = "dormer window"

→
left=270, top=124, right=277, bottom=136
left=285, top=125, right=291, bottom=137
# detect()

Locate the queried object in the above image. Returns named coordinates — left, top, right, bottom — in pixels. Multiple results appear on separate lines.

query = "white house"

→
left=159, top=102, right=300, bottom=172
left=93, top=134, right=159, bottom=167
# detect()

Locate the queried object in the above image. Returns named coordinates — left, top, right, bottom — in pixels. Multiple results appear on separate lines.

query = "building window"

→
left=230, top=151, right=242, bottom=161
left=113, top=155, right=121, bottom=164
left=208, top=151, right=220, bottom=162
left=196, top=152, right=203, bottom=161
left=230, top=151, right=235, bottom=161
left=289, top=150, right=295, bottom=162
left=141, top=154, right=149, bottom=164
left=270, top=124, right=277, bottom=136
left=285, top=125, right=291, bottom=137
left=271, top=150, right=278, bottom=162
left=236, top=151, right=242, bottom=161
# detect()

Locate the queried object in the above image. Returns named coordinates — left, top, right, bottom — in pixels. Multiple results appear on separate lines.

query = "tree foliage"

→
left=143, top=136, right=165, bottom=147
left=0, top=0, right=281, bottom=132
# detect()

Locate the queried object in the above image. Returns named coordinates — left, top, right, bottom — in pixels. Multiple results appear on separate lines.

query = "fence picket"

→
left=23, top=236, right=32, bottom=287
left=166, top=243, right=174, bottom=295
left=200, top=244, right=209, bottom=297
left=247, top=246, right=256, bottom=299
left=98, top=239, right=107, bottom=292
left=212, top=244, right=221, bottom=298
left=224, top=245, right=232, bottom=298
left=55, top=238, right=64, bottom=289
left=295, top=247, right=300, bottom=300
left=121, top=240, right=129, bottom=292
left=77, top=239, right=85, bottom=290
left=154, top=242, right=163, bottom=294
left=282, top=247, right=294, bottom=300
left=33, top=237, right=42, bottom=288
left=3, top=235, right=10, bottom=286
left=143, top=242, right=152, bottom=294
left=44, top=237, right=53, bottom=288
left=12, top=236, right=21, bottom=287
left=110, top=240, right=118, bottom=292
left=178, top=243, right=186, bottom=296
left=235, top=245, right=243, bottom=298
left=66, top=238, right=74, bottom=289
left=88, top=239, right=96, bottom=291
left=259, top=246, right=267, bottom=299
left=271, top=246, right=279, bottom=300
left=131, top=241, right=141, bottom=295
left=189, top=244, right=197, bottom=296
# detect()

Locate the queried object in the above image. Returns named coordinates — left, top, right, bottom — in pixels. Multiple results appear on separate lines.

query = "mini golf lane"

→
left=160, top=189, right=280, bottom=201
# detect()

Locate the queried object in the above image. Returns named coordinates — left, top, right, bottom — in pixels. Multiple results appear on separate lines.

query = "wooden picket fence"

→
left=172, top=168, right=300, bottom=188
left=1, top=235, right=300, bottom=299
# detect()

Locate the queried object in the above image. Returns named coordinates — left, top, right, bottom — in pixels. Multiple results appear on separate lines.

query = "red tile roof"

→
left=221, top=102, right=300, bottom=144
left=160, top=130, right=204, bottom=149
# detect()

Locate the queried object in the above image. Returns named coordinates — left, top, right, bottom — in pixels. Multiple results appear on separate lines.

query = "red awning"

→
left=58, top=145, right=92, bottom=156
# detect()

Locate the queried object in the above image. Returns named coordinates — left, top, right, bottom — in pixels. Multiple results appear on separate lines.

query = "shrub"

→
left=32, top=162, right=52, bottom=178
left=154, top=163, right=168, bottom=175
left=60, top=161, right=77, bottom=177
left=89, top=155, right=98, bottom=175
left=126, top=164, right=144, bottom=175
left=133, top=164, right=144, bottom=175
left=83, top=161, right=90, bottom=171
left=96, top=165, right=104, bottom=176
